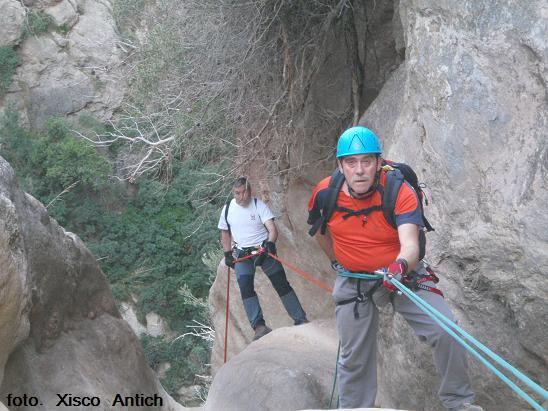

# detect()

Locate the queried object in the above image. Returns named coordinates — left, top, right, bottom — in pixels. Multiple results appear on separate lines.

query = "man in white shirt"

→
left=218, top=177, right=308, bottom=340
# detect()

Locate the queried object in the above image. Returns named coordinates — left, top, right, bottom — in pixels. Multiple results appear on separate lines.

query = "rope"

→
left=267, top=252, right=333, bottom=293
left=223, top=253, right=260, bottom=364
left=389, top=276, right=548, bottom=410
left=328, top=341, right=340, bottom=409
left=223, top=252, right=547, bottom=409
left=336, top=270, right=383, bottom=281
left=225, top=251, right=547, bottom=409
left=224, top=266, right=231, bottom=364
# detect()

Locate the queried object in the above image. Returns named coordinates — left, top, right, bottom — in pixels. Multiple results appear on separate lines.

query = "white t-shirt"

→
left=218, top=198, right=275, bottom=248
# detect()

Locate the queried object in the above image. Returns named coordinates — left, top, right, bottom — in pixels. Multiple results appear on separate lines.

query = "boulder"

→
left=205, top=320, right=338, bottom=411
left=45, top=0, right=79, bottom=28
left=0, top=156, right=185, bottom=411
left=0, top=0, right=25, bottom=47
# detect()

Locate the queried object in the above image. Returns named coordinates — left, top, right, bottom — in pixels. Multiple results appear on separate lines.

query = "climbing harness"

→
left=335, top=271, right=384, bottom=319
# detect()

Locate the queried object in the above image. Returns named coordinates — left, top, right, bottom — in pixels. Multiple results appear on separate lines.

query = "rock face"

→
left=209, top=0, right=547, bottom=410
left=1, top=0, right=126, bottom=129
left=363, top=1, right=547, bottom=409
left=206, top=320, right=339, bottom=411
left=0, top=156, right=183, bottom=411
left=0, top=0, right=25, bottom=47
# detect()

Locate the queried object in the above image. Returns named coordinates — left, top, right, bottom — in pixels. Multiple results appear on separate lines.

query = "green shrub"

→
left=0, top=47, right=19, bottom=96
left=113, top=0, right=146, bottom=34
left=141, top=334, right=210, bottom=405
left=0, top=108, right=225, bottom=402
left=22, top=10, right=54, bottom=38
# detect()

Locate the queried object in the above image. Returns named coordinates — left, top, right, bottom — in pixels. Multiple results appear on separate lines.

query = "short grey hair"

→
left=233, top=176, right=251, bottom=192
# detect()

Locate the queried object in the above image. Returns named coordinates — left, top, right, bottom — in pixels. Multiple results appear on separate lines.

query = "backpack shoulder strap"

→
left=253, top=198, right=261, bottom=224
left=381, top=167, right=404, bottom=229
left=321, top=170, right=345, bottom=234
left=308, top=169, right=345, bottom=236
left=224, top=199, right=232, bottom=234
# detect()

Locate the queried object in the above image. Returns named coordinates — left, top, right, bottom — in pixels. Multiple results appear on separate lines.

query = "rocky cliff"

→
left=0, top=155, right=183, bottom=409
left=0, top=0, right=125, bottom=128
left=208, top=0, right=547, bottom=410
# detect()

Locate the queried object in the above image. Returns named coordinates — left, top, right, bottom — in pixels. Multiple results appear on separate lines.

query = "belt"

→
left=235, top=245, right=261, bottom=252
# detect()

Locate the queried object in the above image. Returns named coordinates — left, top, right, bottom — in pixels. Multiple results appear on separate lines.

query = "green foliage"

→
left=0, top=47, right=19, bottom=96
left=0, top=111, right=111, bottom=227
left=132, top=24, right=186, bottom=103
left=56, top=23, right=71, bottom=35
left=112, top=0, right=146, bottom=35
left=0, top=109, right=224, bottom=402
left=142, top=334, right=210, bottom=402
left=22, top=10, right=54, bottom=39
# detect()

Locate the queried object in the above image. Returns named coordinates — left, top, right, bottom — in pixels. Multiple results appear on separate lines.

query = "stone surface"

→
left=0, top=156, right=185, bottom=411
left=208, top=1, right=547, bottom=410
left=45, top=0, right=79, bottom=28
left=205, top=320, right=338, bottom=411
left=0, top=0, right=25, bottom=47
left=1, top=0, right=126, bottom=128
left=119, top=301, right=147, bottom=336
left=0, top=159, right=31, bottom=386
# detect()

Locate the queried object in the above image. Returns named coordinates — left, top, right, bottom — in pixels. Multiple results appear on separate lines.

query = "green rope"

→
left=328, top=341, right=340, bottom=409
left=336, top=271, right=384, bottom=280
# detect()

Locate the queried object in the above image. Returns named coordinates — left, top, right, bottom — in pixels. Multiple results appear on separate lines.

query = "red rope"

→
left=223, top=253, right=258, bottom=363
left=224, top=266, right=230, bottom=363
left=267, top=253, right=333, bottom=293
left=223, top=250, right=332, bottom=363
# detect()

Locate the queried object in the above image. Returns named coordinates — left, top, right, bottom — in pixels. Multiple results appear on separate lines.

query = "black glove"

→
left=224, top=251, right=235, bottom=268
left=262, top=240, right=277, bottom=255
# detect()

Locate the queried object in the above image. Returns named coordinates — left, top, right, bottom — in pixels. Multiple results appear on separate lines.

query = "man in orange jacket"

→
left=307, top=126, right=482, bottom=411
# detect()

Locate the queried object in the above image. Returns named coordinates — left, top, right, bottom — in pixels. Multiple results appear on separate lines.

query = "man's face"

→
left=338, top=154, right=381, bottom=196
left=233, top=185, right=251, bottom=206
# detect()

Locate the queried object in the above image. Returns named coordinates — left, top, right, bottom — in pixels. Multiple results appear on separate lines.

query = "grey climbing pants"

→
left=333, top=263, right=475, bottom=410
left=234, top=251, right=307, bottom=329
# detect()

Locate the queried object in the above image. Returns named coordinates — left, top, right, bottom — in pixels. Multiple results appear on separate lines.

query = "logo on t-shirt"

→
left=250, top=214, right=256, bottom=220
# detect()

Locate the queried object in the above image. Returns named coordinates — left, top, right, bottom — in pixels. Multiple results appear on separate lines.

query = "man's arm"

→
left=396, top=223, right=420, bottom=271
left=263, top=219, right=278, bottom=243
left=220, top=230, right=232, bottom=252
left=316, top=230, right=336, bottom=262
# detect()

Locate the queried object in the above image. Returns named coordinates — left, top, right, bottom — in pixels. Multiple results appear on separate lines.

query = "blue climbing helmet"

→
left=336, top=126, right=382, bottom=158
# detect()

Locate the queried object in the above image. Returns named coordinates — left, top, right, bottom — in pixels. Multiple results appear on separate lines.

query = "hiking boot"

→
left=294, top=318, right=309, bottom=325
left=253, top=325, right=272, bottom=341
left=450, top=403, right=484, bottom=411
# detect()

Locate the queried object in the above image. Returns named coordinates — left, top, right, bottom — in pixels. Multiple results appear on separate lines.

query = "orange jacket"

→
left=308, top=170, right=423, bottom=272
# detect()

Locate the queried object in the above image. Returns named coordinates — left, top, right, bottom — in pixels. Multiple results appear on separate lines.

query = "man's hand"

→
left=262, top=240, right=277, bottom=255
left=224, top=251, right=235, bottom=268
left=383, top=258, right=408, bottom=292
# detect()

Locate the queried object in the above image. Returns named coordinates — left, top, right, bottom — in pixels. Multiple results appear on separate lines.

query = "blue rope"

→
left=389, top=277, right=547, bottom=410
left=336, top=270, right=383, bottom=281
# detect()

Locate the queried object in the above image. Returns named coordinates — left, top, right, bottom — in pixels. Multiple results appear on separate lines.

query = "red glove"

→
left=383, top=258, right=408, bottom=293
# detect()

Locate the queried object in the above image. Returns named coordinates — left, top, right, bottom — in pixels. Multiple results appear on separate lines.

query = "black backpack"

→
left=308, top=161, right=434, bottom=260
